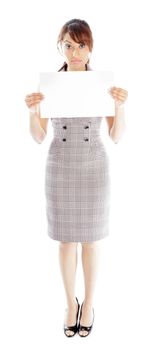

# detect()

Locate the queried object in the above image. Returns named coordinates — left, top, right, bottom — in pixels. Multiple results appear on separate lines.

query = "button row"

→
left=62, top=138, right=89, bottom=142
left=62, top=125, right=89, bottom=129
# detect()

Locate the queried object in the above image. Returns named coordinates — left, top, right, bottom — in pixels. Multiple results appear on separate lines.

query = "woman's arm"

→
left=105, top=86, right=127, bottom=143
left=25, top=90, right=49, bottom=144
left=29, top=103, right=49, bottom=144
left=105, top=103, right=126, bottom=144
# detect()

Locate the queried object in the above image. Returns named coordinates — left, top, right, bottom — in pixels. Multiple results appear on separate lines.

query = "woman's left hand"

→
left=108, top=87, right=128, bottom=106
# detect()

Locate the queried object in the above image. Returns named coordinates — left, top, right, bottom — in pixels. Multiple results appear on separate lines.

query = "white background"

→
left=0, top=0, right=155, bottom=349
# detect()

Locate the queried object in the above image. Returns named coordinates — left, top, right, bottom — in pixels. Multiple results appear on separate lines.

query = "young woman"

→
left=25, top=18, right=128, bottom=338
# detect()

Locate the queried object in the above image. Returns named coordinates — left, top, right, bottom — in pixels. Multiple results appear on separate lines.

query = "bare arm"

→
left=25, top=91, right=49, bottom=144
left=105, top=103, right=126, bottom=144
left=29, top=108, right=49, bottom=144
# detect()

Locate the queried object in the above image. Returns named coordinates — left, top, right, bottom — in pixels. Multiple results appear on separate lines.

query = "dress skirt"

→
left=44, top=116, right=111, bottom=242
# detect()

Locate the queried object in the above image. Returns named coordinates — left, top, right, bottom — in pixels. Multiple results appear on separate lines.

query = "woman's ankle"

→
left=67, top=296, right=78, bottom=308
left=83, top=299, right=93, bottom=308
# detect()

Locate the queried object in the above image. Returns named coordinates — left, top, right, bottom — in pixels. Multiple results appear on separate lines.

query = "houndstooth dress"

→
left=44, top=63, right=111, bottom=242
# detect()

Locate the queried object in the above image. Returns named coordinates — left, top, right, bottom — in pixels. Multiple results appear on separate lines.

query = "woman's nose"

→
left=72, top=49, right=80, bottom=56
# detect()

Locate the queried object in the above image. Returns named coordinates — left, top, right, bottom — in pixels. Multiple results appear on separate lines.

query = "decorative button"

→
left=84, top=138, right=89, bottom=141
left=63, top=125, right=67, bottom=129
left=62, top=138, right=66, bottom=141
left=84, top=125, right=89, bottom=129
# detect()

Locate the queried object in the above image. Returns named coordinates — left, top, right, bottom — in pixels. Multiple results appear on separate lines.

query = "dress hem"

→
left=47, top=230, right=109, bottom=242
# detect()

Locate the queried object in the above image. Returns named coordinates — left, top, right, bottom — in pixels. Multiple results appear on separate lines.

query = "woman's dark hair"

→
left=57, top=18, right=93, bottom=71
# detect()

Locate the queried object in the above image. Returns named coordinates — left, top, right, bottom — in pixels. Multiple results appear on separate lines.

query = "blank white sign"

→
left=39, top=71, right=115, bottom=118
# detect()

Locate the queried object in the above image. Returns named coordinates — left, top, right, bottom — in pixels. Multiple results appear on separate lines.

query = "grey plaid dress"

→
left=44, top=64, right=111, bottom=242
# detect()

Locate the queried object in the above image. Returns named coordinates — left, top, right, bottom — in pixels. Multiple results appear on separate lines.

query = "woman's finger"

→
left=25, top=93, right=44, bottom=100
left=110, top=87, right=128, bottom=95
left=27, top=92, right=44, bottom=96
left=110, top=91, right=128, bottom=100
left=112, top=93, right=128, bottom=98
left=110, top=92, right=127, bottom=98
left=25, top=95, right=44, bottom=100
left=25, top=97, right=44, bottom=105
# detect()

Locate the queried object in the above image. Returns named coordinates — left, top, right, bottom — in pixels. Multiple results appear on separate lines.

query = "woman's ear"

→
left=87, top=52, right=92, bottom=63
left=57, top=42, right=63, bottom=56
left=88, top=52, right=91, bottom=58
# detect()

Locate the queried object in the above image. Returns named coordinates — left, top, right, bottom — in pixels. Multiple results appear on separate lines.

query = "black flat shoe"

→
left=78, top=302, right=95, bottom=337
left=64, top=297, right=80, bottom=337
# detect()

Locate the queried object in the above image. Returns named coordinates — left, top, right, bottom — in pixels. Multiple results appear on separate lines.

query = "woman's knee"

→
left=81, top=241, right=100, bottom=250
left=59, top=241, right=78, bottom=250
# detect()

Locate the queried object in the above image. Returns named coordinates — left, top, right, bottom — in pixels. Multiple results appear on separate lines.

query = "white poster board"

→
left=39, top=71, right=115, bottom=118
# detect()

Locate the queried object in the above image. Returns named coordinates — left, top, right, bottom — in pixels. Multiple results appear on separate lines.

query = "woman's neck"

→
left=66, top=63, right=87, bottom=71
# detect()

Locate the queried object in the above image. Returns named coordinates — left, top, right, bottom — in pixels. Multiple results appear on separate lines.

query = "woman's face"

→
left=61, top=32, right=90, bottom=71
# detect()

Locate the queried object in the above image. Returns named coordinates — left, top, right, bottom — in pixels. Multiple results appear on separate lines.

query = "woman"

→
left=25, top=18, right=128, bottom=338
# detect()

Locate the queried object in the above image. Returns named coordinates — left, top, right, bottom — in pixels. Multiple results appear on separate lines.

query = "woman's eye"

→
left=65, top=44, right=71, bottom=49
left=80, top=43, right=85, bottom=48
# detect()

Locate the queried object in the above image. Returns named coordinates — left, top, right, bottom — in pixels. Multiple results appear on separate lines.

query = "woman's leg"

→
left=79, top=241, right=100, bottom=336
left=59, top=242, right=78, bottom=336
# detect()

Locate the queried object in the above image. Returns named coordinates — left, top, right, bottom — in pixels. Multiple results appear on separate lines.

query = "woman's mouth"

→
left=71, top=59, right=82, bottom=63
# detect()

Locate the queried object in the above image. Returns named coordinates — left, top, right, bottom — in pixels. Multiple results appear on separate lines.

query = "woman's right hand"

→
left=24, top=92, right=44, bottom=109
